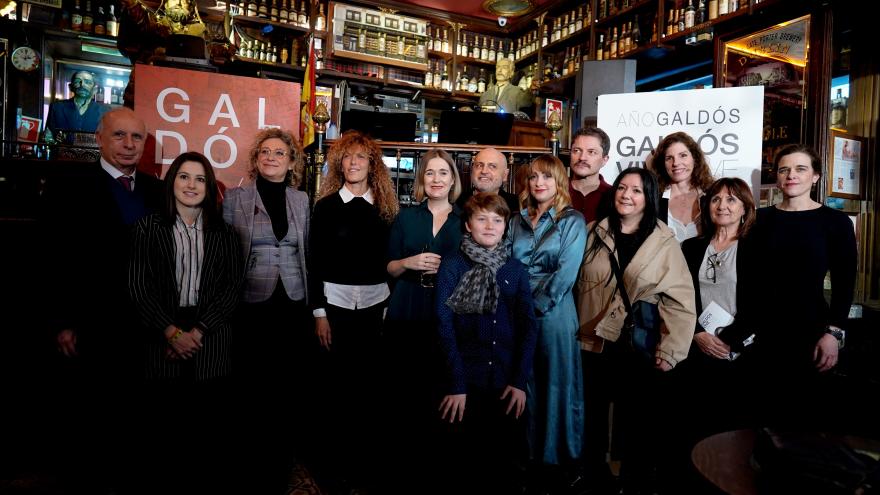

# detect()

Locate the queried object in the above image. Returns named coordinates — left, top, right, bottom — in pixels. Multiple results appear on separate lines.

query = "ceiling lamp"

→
left=482, top=0, right=533, bottom=18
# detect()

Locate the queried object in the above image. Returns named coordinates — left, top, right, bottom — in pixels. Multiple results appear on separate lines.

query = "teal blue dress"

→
left=509, top=206, right=587, bottom=465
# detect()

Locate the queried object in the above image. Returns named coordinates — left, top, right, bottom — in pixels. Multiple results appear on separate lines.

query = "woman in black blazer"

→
left=129, top=151, right=243, bottom=495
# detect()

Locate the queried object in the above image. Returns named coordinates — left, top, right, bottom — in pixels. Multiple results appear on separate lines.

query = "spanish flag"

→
left=301, top=35, right=317, bottom=148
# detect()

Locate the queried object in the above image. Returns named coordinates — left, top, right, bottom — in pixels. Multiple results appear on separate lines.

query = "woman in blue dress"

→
left=509, top=154, right=587, bottom=490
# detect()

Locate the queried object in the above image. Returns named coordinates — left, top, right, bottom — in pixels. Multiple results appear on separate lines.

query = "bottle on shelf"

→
left=417, top=37, right=426, bottom=59
left=697, top=0, right=706, bottom=24
left=685, top=0, right=695, bottom=28
left=377, top=32, right=385, bottom=54
left=281, top=46, right=288, bottom=64
left=497, top=40, right=506, bottom=62
left=542, top=24, right=549, bottom=47
left=552, top=17, right=560, bottom=42
left=467, top=70, right=478, bottom=93
left=441, top=29, right=450, bottom=54
left=106, top=3, right=117, bottom=36
left=246, top=40, right=254, bottom=58
left=596, top=34, right=604, bottom=60
left=357, top=28, right=366, bottom=51
left=316, top=3, right=326, bottom=30
left=677, top=7, right=685, bottom=32
left=247, top=0, right=257, bottom=17
left=488, top=38, right=496, bottom=61
left=82, top=0, right=93, bottom=32
left=718, top=0, right=728, bottom=16
left=424, top=60, right=434, bottom=87
left=297, top=0, right=306, bottom=27
left=480, top=36, right=489, bottom=61
left=470, top=35, right=479, bottom=59
left=268, top=0, right=277, bottom=21
left=575, top=45, right=582, bottom=70
left=397, top=35, right=404, bottom=57
left=666, top=8, right=674, bottom=36
left=477, top=68, right=486, bottom=93
left=426, top=26, right=433, bottom=52
left=708, top=0, right=718, bottom=20
left=95, top=84, right=104, bottom=103
left=631, top=15, right=641, bottom=48
left=433, top=61, right=442, bottom=88
left=257, top=0, right=268, bottom=18
left=621, top=23, right=630, bottom=54
left=93, top=4, right=105, bottom=35
left=568, top=11, right=575, bottom=36
left=576, top=6, right=583, bottom=31
left=58, top=0, right=71, bottom=29
left=610, top=26, right=618, bottom=59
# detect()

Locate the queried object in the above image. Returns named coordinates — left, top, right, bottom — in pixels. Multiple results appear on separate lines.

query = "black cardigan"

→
left=680, top=235, right=759, bottom=352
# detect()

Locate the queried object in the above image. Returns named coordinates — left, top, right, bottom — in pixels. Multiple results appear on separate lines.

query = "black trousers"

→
left=236, top=284, right=314, bottom=495
left=316, top=301, right=386, bottom=489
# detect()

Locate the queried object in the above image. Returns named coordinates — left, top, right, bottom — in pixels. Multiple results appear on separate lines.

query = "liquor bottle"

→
left=552, top=17, right=560, bottom=42
left=728, top=0, right=738, bottom=12
left=281, top=46, right=288, bottom=64
left=416, top=38, right=425, bottom=59
left=425, top=26, right=433, bottom=52
left=631, top=15, right=641, bottom=48
left=110, top=86, right=119, bottom=105
left=542, top=24, right=549, bottom=47
left=270, top=0, right=278, bottom=22
left=697, top=0, right=706, bottom=24
left=666, top=8, right=674, bottom=36
left=488, top=39, right=495, bottom=61
left=470, top=36, right=479, bottom=59
left=677, top=8, right=685, bottom=32
left=609, top=26, right=618, bottom=59
left=477, top=68, right=486, bottom=93
left=458, top=66, right=467, bottom=91
left=621, top=23, right=630, bottom=54
left=272, top=45, right=278, bottom=63
left=297, top=0, right=306, bottom=27
left=106, top=3, right=118, bottom=36
left=247, top=0, right=257, bottom=17
left=431, top=61, right=440, bottom=88
left=357, top=29, right=366, bottom=51
left=377, top=32, right=385, bottom=55
left=467, top=70, right=477, bottom=93
left=82, top=0, right=93, bottom=32
left=596, top=34, right=604, bottom=60
left=598, top=0, right=606, bottom=19
left=708, top=0, right=718, bottom=20
left=397, top=35, right=404, bottom=57
left=718, top=0, right=728, bottom=16
left=566, top=48, right=575, bottom=75
left=575, top=46, right=581, bottom=70
left=497, top=41, right=505, bottom=62
left=576, top=7, right=583, bottom=31
left=424, top=60, right=433, bottom=87
left=315, top=3, right=325, bottom=31
left=603, top=32, right=610, bottom=60
left=93, top=4, right=105, bottom=34
left=58, top=0, right=71, bottom=28
left=246, top=40, right=254, bottom=58
left=257, top=0, right=267, bottom=18
left=95, top=85, right=104, bottom=103
left=439, top=29, right=448, bottom=54
left=515, top=39, right=521, bottom=60
left=279, top=0, right=288, bottom=22
left=685, top=0, right=695, bottom=28
left=586, top=3, right=592, bottom=24
left=568, top=11, right=575, bottom=36
left=480, top=36, right=488, bottom=61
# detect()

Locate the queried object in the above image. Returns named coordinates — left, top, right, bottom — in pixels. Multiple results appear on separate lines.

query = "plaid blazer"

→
left=223, top=182, right=310, bottom=304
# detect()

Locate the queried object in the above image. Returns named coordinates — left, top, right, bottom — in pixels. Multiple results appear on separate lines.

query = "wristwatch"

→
left=824, top=326, right=846, bottom=349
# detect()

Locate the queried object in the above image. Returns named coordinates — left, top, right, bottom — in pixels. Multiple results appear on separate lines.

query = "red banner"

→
left=134, top=64, right=301, bottom=188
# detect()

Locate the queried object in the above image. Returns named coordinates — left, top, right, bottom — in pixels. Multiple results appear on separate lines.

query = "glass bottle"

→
left=424, top=60, right=433, bottom=87
left=631, top=15, right=641, bottom=48
left=93, top=4, right=105, bottom=35
left=488, top=38, right=495, bottom=61
left=433, top=61, right=442, bottom=88
left=685, top=0, right=695, bottom=28
left=416, top=38, right=425, bottom=59
left=315, top=3, right=325, bottom=31
left=610, top=26, right=618, bottom=58
left=247, top=0, right=257, bottom=17
left=467, top=70, right=477, bottom=93
left=576, top=7, right=583, bottom=31
left=257, top=0, right=268, bottom=19
left=480, top=36, right=489, bottom=61
left=697, top=0, right=706, bottom=24
left=568, top=11, right=575, bottom=36
left=82, top=0, right=93, bottom=32
left=270, top=0, right=278, bottom=22
left=358, top=29, right=366, bottom=51
left=297, top=0, right=306, bottom=27
left=718, top=0, right=728, bottom=16
left=106, top=3, right=117, bottom=36
left=441, top=29, right=450, bottom=54
left=708, top=0, right=718, bottom=20
left=470, top=35, right=479, bottom=59
left=477, top=68, right=486, bottom=93
left=279, top=0, right=288, bottom=22
left=596, top=34, right=604, bottom=60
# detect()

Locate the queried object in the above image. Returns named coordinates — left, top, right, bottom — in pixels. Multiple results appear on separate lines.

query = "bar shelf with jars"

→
left=456, top=30, right=509, bottom=67
left=595, top=12, right=655, bottom=60
left=54, top=0, right=121, bottom=39
left=595, top=0, right=654, bottom=23
left=658, top=0, right=750, bottom=46
left=328, top=2, right=428, bottom=71
left=541, top=4, right=592, bottom=52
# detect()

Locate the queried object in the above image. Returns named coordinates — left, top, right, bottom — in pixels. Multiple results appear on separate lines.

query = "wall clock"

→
left=11, top=45, right=40, bottom=72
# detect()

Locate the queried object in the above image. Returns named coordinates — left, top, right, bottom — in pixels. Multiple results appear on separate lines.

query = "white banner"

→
left=597, top=86, right=764, bottom=196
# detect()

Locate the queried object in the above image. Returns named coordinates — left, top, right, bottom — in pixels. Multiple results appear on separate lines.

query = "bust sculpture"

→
left=478, top=58, right=535, bottom=114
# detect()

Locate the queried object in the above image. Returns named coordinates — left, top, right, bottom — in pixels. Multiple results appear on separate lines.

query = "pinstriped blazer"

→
left=129, top=214, right=244, bottom=381
left=222, top=182, right=310, bottom=304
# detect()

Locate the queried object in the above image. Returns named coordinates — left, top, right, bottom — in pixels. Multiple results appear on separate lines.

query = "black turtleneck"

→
left=256, top=175, right=289, bottom=241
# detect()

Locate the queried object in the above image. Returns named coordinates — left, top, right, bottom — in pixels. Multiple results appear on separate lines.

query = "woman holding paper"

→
left=679, top=177, right=759, bottom=440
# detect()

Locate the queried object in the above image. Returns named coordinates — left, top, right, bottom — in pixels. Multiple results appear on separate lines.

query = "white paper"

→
left=698, top=301, right=735, bottom=336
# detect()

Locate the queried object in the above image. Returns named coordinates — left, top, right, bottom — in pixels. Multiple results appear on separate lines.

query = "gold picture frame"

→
left=827, top=130, right=865, bottom=199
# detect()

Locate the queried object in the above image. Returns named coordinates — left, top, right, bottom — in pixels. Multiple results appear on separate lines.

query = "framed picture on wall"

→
left=828, top=130, right=865, bottom=199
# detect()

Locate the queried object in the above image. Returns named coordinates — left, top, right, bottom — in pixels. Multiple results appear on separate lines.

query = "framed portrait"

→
left=827, top=130, right=865, bottom=199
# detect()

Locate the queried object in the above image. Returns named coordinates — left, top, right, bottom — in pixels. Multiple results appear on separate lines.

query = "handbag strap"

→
left=607, top=246, right=634, bottom=317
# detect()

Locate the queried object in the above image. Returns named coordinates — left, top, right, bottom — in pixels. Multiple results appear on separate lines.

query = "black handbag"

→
left=608, top=250, right=661, bottom=363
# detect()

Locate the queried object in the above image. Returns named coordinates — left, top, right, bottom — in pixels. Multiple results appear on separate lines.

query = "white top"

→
left=663, top=188, right=700, bottom=243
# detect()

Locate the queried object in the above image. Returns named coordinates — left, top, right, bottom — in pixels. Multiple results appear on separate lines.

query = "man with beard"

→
left=44, top=71, right=110, bottom=144
left=568, top=126, right=613, bottom=223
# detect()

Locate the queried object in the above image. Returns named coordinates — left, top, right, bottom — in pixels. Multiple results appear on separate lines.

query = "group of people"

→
left=44, top=107, right=856, bottom=495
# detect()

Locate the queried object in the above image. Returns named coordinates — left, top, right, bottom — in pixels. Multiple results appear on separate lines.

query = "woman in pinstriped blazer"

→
left=130, top=151, right=243, bottom=382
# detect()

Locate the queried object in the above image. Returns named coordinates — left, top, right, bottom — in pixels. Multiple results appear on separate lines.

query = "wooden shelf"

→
left=453, top=90, right=481, bottom=99
left=317, top=68, right=384, bottom=84
left=331, top=48, right=428, bottom=71
left=230, top=55, right=306, bottom=71
left=515, top=48, right=539, bottom=66
left=456, top=54, right=497, bottom=68
left=428, top=49, right=454, bottom=61
left=538, top=72, right=577, bottom=94
left=232, top=14, right=311, bottom=34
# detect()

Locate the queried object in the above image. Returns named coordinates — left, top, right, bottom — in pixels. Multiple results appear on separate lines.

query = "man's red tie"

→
left=117, top=175, right=133, bottom=192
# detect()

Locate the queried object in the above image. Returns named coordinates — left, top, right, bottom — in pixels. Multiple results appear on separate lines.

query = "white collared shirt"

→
left=313, top=186, right=389, bottom=318
left=101, top=157, right=137, bottom=190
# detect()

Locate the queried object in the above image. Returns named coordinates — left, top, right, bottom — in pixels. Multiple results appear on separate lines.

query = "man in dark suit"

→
left=43, top=107, right=163, bottom=494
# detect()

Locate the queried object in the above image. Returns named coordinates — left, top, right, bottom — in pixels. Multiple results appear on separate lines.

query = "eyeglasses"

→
left=259, top=148, right=288, bottom=159
left=705, top=253, right=721, bottom=284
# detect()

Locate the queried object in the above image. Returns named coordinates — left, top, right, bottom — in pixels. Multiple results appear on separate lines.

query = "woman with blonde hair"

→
left=222, top=127, right=310, bottom=494
left=384, top=148, right=463, bottom=491
left=508, top=154, right=587, bottom=490
left=309, top=130, right=399, bottom=493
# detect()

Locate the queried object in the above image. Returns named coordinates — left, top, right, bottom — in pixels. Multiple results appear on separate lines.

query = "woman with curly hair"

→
left=653, top=131, right=714, bottom=242
left=308, top=130, right=399, bottom=493
left=222, top=127, right=311, bottom=494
